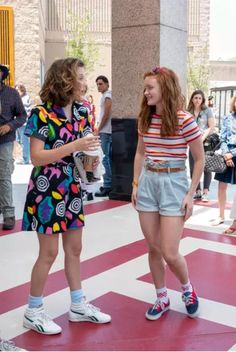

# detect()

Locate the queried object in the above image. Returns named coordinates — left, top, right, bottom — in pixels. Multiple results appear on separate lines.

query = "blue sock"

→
left=70, top=289, right=84, bottom=304
left=28, top=295, right=43, bottom=308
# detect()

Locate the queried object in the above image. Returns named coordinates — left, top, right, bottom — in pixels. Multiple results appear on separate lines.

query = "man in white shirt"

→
left=95, top=75, right=112, bottom=197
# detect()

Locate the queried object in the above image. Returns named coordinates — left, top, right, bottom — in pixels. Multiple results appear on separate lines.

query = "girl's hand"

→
left=181, top=193, right=193, bottom=222
left=74, top=135, right=100, bottom=152
left=224, top=152, right=233, bottom=161
left=92, top=157, right=99, bottom=170
left=131, top=187, right=138, bottom=208
left=226, top=159, right=234, bottom=167
left=0, top=124, right=10, bottom=136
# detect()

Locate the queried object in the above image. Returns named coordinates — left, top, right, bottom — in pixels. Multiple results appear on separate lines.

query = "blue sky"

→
left=210, top=0, right=235, bottom=60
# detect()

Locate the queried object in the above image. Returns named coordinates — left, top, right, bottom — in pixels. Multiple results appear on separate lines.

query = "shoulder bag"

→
left=204, top=142, right=227, bottom=173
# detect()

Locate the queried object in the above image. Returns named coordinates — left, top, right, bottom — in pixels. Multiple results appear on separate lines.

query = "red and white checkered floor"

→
left=1, top=164, right=236, bottom=351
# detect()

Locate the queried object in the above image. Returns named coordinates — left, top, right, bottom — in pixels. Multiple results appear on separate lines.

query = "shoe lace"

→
left=36, top=310, right=53, bottom=323
left=151, top=299, right=165, bottom=312
left=182, top=292, right=196, bottom=306
left=0, top=339, right=21, bottom=351
left=84, top=301, right=101, bottom=313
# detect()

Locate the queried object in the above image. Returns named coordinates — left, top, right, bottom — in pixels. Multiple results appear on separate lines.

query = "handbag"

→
left=204, top=150, right=227, bottom=173
left=203, top=133, right=220, bottom=151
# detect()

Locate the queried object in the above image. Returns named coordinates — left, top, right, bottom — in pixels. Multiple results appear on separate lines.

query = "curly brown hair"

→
left=39, top=58, right=84, bottom=106
left=138, top=67, right=185, bottom=137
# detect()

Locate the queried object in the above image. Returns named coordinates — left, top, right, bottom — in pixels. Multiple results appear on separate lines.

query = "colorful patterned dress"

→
left=21, top=101, right=94, bottom=234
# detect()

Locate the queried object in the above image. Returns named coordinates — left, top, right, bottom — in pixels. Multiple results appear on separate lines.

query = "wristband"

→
left=132, top=180, right=138, bottom=187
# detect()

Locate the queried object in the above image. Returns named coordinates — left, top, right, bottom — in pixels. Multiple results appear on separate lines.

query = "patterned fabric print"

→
left=22, top=101, right=93, bottom=234
left=220, top=113, right=236, bottom=156
left=81, top=98, right=96, bottom=132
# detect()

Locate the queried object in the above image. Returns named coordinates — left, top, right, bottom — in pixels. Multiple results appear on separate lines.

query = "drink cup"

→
left=83, top=155, right=98, bottom=172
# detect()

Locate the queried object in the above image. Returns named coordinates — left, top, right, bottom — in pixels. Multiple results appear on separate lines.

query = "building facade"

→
left=187, top=0, right=211, bottom=97
left=0, top=0, right=111, bottom=106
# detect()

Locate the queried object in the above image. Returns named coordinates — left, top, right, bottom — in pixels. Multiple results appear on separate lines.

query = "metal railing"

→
left=210, top=86, right=236, bottom=129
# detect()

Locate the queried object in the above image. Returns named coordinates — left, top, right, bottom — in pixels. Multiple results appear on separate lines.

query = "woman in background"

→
left=15, top=84, right=31, bottom=164
left=212, top=95, right=236, bottom=227
left=187, top=90, right=215, bottom=202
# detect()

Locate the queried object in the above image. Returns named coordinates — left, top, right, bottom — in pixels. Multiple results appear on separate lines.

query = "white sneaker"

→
left=69, top=298, right=111, bottom=323
left=201, top=193, right=209, bottom=202
left=211, top=217, right=224, bottom=226
left=0, top=339, right=26, bottom=351
left=23, top=306, right=62, bottom=335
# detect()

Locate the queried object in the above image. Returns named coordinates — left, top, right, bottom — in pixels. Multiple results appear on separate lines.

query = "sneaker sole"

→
left=69, top=314, right=111, bottom=324
left=187, top=306, right=200, bottom=319
left=145, top=306, right=170, bottom=321
left=23, top=321, right=62, bottom=335
left=3, top=224, right=15, bottom=230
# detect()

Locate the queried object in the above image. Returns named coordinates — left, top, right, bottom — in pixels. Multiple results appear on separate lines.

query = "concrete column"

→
left=110, top=0, right=187, bottom=200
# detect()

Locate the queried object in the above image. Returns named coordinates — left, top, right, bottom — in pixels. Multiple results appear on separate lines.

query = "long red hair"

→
left=138, top=67, right=185, bottom=136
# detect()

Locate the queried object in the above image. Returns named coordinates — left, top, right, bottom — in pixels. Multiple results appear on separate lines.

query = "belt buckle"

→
left=167, top=167, right=170, bottom=173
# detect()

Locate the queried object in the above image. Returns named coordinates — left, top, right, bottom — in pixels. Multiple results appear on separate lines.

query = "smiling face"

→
left=73, top=66, right=86, bottom=101
left=143, top=76, right=162, bottom=111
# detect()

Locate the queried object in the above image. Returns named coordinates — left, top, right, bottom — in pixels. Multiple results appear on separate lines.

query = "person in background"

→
left=212, top=95, right=236, bottom=227
left=132, top=66, right=204, bottom=321
left=0, top=64, right=26, bottom=230
left=94, top=75, right=112, bottom=197
left=80, top=85, right=96, bottom=201
left=224, top=192, right=236, bottom=235
left=187, top=90, right=215, bottom=202
left=208, top=95, right=217, bottom=119
left=208, top=95, right=214, bottom=108
left=21, top=58, right=111, bottom=335
left=88, top=94, right=96, bottom=126
left=15, top=84, right=31, bottom=164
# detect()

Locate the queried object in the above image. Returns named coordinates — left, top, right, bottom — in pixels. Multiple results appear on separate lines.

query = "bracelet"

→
left=132, top=179, right=138, bottom=187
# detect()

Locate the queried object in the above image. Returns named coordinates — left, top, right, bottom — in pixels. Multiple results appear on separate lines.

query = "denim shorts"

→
left=136, top=159, right=189, bottom=216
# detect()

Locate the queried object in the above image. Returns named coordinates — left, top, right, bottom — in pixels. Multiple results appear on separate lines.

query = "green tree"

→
left=65, top=13, right=99, bottom=73
left=187, top=45, right=209, bottom=99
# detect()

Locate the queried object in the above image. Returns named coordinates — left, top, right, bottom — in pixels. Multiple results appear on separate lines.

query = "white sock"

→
left=156, top=287, right=169, bottom=304
left=181, top=280, right=193, bottom=293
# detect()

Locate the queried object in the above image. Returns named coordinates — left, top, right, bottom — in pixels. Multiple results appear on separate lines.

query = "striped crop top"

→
left=139, top=111, right=201, bottom=161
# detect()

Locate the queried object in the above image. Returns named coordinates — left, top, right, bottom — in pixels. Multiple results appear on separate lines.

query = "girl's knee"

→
left=148, top=243, right=162, bottom=257
left=39, top=249, right=58, bottom=264
left=64, top=245, right=82, bottom=258
left=162, top=250, right=179, bottom=266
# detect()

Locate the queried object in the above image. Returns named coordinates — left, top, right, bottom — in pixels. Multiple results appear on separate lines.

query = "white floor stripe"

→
left=229, top=344, right=236, bottom=351
left=3, top=235, right=236, bottom=340
left=1, top=203, right=236, bottom=292
left=2, top=200, right=236, bottom=342
left=0, top=204, right=142, bottom=291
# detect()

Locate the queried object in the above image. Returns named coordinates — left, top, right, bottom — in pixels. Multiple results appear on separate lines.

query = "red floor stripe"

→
left=0, top=199, right=129, bottom=237
left=193, top=199, right=232, bottom=209
left=15, top=292, right=236, bottom=351
left=0, top=239, right=147, bottom=314
left=2, top=225, right=236, bottom=314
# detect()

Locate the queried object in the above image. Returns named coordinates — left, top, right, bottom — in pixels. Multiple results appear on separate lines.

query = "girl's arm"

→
left=181, top=136, right=204, bottom=221
left=220, top=116, right=230, bottom=154
left=202, top=116, right=215, bottom=141
left=30, top=135, right=100, bottom=167
left=131, top=136, right=145, bottom=206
